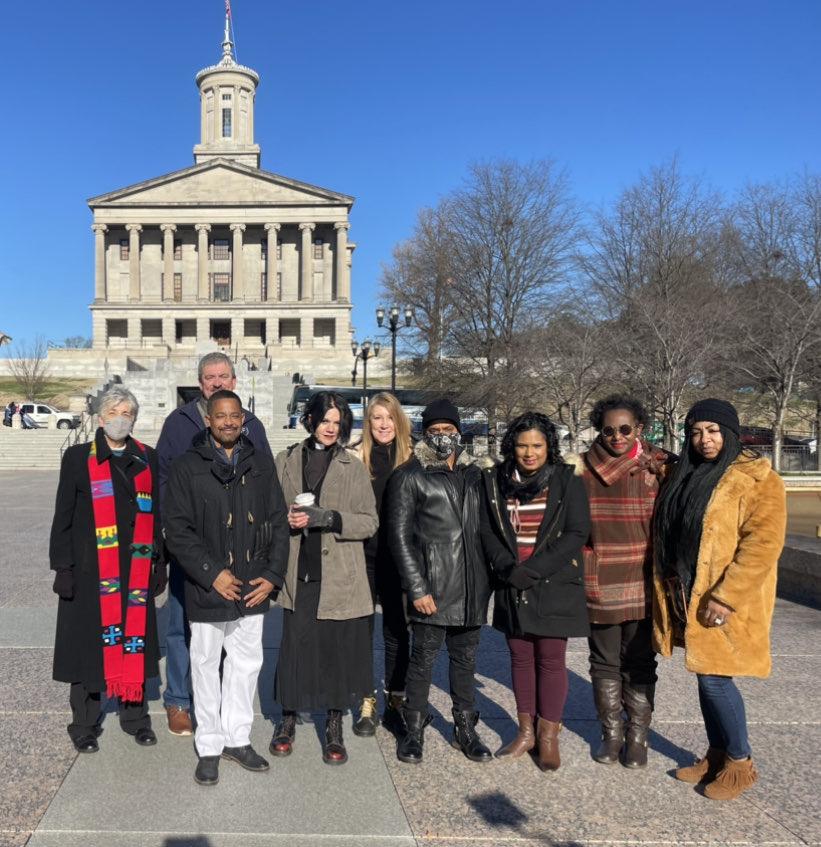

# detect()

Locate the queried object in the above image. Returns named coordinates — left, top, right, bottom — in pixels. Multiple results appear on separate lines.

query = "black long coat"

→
left=479, top=462, right=591, bottom=639
left=50, top=430, right=162, bottom=688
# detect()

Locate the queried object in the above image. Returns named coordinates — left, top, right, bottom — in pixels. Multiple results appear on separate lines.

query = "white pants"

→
left=189, top=615, right=264, bottom=757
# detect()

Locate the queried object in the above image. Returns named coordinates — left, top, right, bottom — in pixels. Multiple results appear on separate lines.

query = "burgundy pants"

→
left=507, top=635, right=568, bottom=722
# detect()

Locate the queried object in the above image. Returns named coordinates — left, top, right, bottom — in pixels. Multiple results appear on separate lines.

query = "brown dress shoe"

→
left=674, top=747, right=725, bottom=784
left=704, top=756, right=758, bottom=801
left=535, top=718, right=561, bottom=771
left=166, top=705, right=193, bottom=736
left=496, top=713, right=535, bottom=758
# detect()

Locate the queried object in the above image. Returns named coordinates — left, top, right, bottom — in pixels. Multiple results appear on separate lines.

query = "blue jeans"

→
left=697, top=674, right=751, bottom=760
left=162, top=563, right=192, bottom=710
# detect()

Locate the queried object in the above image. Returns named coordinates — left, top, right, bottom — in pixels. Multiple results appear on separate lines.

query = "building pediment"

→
left=88, top=159, right=354, bottom=209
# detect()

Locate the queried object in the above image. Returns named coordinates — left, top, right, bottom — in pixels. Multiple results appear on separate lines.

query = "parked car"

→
left=16, top=403, right=80, bottom=429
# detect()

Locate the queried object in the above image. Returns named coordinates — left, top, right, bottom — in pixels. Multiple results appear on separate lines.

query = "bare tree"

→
left=581, top=159, right=727, bottom=451
left=379, top=204, right=458, bottom=391
left=5, top=336, right=51, bottom=401
left=442, top=159, right=581, bottom=438
left=723, top=175, right=821, bottom=470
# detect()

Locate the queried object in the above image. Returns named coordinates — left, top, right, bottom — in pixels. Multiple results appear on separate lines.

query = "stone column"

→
left=264, top=223, right=280, bottom=302
left=161, top=224, right=176, bottom=302
left=230, top=223, right=246, bottom=301
left=195, top=224, right=211, bottom=301
left=92, top=224, right=108, bottom=301
left=125, top=224, right=142, bottom=302
left=299, top=223, right=315, bottom=302
left=334, top=222, right=350, bottom=302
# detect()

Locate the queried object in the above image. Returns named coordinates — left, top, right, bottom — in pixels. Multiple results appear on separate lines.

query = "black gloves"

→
left=52, top=569, right=74, bottom=599
left=297, top=504, right=337, bottom=530
left=151, top=563, right=168, bottom=596
left=506, top=565, right=540, bottom=591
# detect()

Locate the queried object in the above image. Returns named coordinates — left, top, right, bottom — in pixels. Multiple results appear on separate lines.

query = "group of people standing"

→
left=49, top=352, right=786, bottom=802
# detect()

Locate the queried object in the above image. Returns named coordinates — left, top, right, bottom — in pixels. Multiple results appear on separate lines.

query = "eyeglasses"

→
left=602, top=424, right=635, bottom=438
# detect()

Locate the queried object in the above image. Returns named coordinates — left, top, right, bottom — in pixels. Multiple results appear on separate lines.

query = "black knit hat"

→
left=685, top=398, right=740, bottom=437
left=422, top=398, right=461, bottom=432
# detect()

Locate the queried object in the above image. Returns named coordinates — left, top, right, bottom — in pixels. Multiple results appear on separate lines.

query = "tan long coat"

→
left=275, top=444, right=378, bottom=620
left=652, top=456, right=786, bottom=678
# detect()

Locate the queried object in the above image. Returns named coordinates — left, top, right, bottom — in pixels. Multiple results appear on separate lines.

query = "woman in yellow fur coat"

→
left=652, top=398, right=786, bottom=801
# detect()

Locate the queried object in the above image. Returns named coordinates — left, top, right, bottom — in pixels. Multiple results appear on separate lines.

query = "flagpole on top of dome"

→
left=225, top=0, right=239, bottom=63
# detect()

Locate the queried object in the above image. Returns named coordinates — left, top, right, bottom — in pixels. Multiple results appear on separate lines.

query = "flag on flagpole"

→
left=225, top=0, right=231, bottom=18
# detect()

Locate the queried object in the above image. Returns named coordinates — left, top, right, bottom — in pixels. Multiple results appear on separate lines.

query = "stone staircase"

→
left=0, top=429, right=72, bottom=470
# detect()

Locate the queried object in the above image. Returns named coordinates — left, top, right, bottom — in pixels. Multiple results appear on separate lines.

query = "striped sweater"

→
left=506, top=489, right=549, bottom=562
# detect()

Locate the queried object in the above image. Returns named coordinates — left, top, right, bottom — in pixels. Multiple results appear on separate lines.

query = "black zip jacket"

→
left=479, top=462, right=591, bottom=638
left=163, top=432, right=289, bottom=623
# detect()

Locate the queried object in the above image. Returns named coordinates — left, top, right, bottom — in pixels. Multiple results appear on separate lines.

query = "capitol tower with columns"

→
left=81, top=7, right=362, bottom=402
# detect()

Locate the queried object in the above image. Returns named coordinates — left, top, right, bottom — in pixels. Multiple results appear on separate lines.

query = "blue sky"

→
left=2, top=0, right=820, bottom=345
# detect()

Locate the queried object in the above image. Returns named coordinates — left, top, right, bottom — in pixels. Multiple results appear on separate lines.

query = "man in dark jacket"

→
left=387, top=399, right=492, bottom=765
left=163, top=390, right=288, bottom=786
left=156, top=352, right=271, bottom=736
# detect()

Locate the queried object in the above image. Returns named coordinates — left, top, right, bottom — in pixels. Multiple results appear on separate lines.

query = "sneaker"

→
left=353, top=695, right=378, bottom=737
left=222, top=744, right=269, bottom=772
left=165, top=705, right=193, bottom=736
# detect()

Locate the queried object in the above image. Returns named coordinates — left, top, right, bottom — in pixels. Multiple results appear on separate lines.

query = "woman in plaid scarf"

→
left=577, top=395, right=674, bottom=768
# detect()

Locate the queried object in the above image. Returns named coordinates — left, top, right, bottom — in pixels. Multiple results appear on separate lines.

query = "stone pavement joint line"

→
left=0, top=470, right=819, bottom=847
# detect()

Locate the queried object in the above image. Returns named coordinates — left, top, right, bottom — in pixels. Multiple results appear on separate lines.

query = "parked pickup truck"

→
left=17, top=403, right=80, bottom=429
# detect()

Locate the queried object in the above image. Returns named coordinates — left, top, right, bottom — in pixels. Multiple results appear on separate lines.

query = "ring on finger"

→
left=714, top=616, right=724, bottom=626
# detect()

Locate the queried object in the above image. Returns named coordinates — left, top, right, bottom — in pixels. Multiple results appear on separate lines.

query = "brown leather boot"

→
left=704, top=756, right=758, bottom=801
left=622, top=683, right=653, bottom=768
left=535, top=717, right=561, bottom=771
left=495, top=713, right=535, bottom=758
left=674, top=747, right=725, bottom=784
left=165, top=705, right=193, bottom=737
left=592, top=678, right=624, bottom=764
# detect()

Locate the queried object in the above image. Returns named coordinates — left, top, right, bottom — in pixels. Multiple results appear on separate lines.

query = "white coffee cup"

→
left=294, top=492, right=316, bottom=508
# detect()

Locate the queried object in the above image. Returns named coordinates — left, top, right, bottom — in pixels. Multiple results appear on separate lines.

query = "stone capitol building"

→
left=77, top=15, right=363, bottom=414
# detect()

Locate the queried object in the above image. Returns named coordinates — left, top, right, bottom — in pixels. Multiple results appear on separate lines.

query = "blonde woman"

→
left=350, top=392, right=414, bottom=736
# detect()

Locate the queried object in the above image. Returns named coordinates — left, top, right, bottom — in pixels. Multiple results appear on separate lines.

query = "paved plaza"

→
left=1, top=471, right=819, bottom=847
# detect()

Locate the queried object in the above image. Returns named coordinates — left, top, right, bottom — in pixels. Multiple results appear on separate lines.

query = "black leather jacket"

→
left=386, top=441, right=491, bottom=627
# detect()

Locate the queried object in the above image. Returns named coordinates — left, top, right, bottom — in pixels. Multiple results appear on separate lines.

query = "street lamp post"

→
left=351, top=338, right=380, bottom=406
left=376, top=305, right=414, bottom=393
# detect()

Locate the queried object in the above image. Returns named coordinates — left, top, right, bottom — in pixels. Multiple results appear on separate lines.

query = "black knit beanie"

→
left=685, top=398, right=740, bottom=437
left=422, top=398, right=461, bottom=432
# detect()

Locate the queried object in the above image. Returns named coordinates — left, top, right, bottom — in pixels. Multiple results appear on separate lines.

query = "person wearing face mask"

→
left=270, top=391, right=379, bottom=765
left=479, top=412, right=590, bottom=771
left=387, top=399, right=493, bottom=765
left=653, top=399, right=785, bottom=801
left=49, top=386, right=166, bottom=753
left=348, top=392, right=415, bottom=736
left=576, top=395, right=675, bottom=768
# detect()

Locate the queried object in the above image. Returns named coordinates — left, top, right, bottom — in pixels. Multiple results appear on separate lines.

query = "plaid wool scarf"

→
left=88, top=439, right=154, bottom=702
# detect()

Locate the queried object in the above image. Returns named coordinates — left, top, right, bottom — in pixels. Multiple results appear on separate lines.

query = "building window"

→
left=213, top=272, right=230, bottom=302
left=260, top=273, right=267, bottom=300
left=222, top=93, right=231, bottom=101
left=313, top=239, right=323, bottom=260
left=119, top=239, right=129, bottom=260
left=211, top=238, right=229, bottom=260
left=173, top=273, right=182, bottom=302
left=174, top=239, right=182, bottom=260
left=222, top=107, right=232, bottom=138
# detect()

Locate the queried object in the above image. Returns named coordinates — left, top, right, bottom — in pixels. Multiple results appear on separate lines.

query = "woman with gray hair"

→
left=49, top=385, right=167, bottom=753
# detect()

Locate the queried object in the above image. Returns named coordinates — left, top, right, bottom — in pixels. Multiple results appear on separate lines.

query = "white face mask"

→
left=103, top=416, right=133, bottom=441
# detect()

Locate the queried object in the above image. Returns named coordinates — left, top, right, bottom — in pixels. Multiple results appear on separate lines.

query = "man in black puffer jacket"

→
left=387, top=399, right=492, bottom=765
left=164, top=390, right=289, bottom=786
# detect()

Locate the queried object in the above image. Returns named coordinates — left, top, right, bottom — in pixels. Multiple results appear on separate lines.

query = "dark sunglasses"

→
left=602, top=424, right=636, bottom=438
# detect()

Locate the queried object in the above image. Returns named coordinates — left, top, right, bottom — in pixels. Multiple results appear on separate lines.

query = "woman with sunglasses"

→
left=653, top=399, right=785, bottom=801
left=578, top=395, right=674, bottom=768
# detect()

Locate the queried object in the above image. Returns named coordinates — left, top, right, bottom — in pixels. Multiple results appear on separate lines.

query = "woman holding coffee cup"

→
left=270, top=391, right=379, bottom=765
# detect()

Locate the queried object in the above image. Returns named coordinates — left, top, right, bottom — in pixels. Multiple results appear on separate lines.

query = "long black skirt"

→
left=274, top=579, right=373, bottom=712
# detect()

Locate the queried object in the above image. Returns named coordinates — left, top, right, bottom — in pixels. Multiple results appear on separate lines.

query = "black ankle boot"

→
left=451, top=709, right=492, bottom=763
left=323, top=710, right=348, bottom=765
left=269, top=711, right=297, bottom=757
left=397, top=709, right=431, bottom=764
